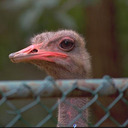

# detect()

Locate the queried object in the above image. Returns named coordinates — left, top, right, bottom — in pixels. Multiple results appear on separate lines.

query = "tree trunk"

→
left=85, top=0, right=122, bottom=78
left=85, top=1, right=128, bottom=127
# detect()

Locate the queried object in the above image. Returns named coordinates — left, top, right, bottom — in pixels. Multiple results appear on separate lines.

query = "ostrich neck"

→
left=56, top=74, right=88, bottom=127
left=42, top=61, right=89, bottom=126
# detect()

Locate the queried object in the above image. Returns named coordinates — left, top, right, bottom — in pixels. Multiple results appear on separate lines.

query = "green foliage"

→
left=1, top=0, right=97, bottom=32
left=116, top=0, right=128, bottom=76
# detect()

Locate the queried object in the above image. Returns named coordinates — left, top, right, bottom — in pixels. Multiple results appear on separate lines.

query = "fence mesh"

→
left=0, top=75, right=128, bottom=127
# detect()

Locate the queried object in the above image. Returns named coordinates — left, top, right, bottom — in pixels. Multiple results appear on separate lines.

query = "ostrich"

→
left=9, top=30, right=128, bottom=127
left=9, top=30, right=91, bottom=127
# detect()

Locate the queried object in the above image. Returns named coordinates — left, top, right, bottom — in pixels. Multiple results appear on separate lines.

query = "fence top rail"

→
left=0, top=76, right=128, bottom=99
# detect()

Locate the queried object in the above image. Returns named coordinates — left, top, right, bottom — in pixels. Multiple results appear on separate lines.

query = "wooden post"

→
left=85, top=0, right=122, bottom=78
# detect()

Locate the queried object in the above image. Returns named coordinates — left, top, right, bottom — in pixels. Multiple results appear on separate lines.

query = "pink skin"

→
left=9, top=43, right=68, bottom=63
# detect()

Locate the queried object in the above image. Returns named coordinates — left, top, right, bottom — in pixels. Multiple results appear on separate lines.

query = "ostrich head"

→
left=9, top=30, right=91, bottom=79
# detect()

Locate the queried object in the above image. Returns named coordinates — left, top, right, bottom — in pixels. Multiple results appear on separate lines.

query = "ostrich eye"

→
left=59, top=39, right=74, bottom=51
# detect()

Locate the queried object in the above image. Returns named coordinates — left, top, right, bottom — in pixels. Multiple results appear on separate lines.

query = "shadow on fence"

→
left=0, top=76, right=128, bottom=127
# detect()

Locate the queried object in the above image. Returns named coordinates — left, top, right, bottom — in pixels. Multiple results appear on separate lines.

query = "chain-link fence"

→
left=0, top=76, right=128, bottom=127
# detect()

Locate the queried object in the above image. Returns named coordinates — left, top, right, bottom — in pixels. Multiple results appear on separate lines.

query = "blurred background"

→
left=0, top=0, right=128, bottom=80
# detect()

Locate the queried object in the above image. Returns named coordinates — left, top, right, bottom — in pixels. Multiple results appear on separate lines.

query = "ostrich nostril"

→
left=30, top=49, right=38, bottom=53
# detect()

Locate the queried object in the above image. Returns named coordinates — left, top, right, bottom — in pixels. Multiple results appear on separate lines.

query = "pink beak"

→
left=9, top=43, right=67, bottom=63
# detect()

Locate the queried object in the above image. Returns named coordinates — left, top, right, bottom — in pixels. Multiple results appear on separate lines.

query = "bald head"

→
left=9, top=30, right=91, bottom=79
left=31, top=30, right=84, bottom=44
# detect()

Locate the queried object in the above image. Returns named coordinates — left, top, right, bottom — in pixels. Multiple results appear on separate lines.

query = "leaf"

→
left=55, top=12, right=77, bottom=29
left=1, top=0, right=30, bottom=9
left=19, top=0, right=59, bottom=30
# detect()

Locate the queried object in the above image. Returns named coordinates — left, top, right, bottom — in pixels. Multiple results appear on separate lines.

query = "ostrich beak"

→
left=9, top=43, right=67, bottom=63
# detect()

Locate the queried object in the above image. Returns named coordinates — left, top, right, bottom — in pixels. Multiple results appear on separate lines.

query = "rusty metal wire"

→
left=0, top=75, right=128, bottom=127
